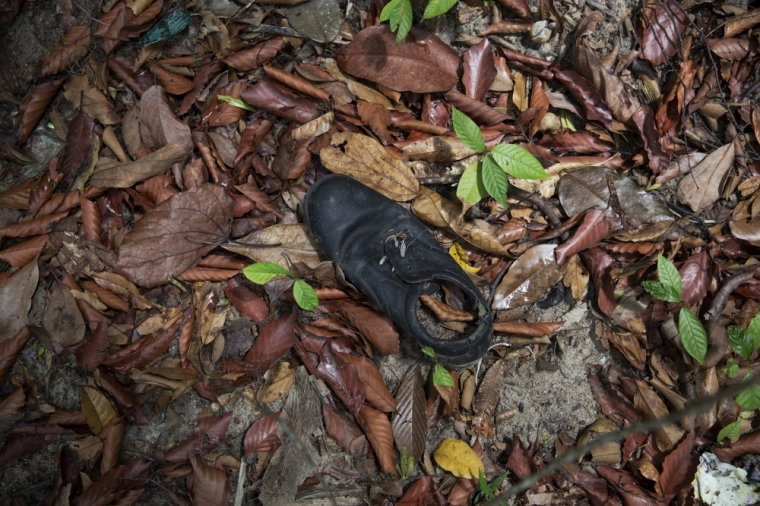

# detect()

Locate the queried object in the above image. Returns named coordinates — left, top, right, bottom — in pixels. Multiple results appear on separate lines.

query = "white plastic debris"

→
left=693, top=452, right=760, bottom=505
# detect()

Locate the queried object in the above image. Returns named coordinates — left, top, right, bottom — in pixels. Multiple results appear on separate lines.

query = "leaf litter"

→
left=1, top=0, right=760, bottom=503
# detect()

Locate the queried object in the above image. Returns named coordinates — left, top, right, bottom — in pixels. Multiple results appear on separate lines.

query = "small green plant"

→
left=396, top=447, right=415, bottom=478
left=422, top=345, right=455, bottom=387
left=642, top=254, right=707, bottom=364
left=452, top=108, right=549, bottom=208
left=380, top=0, right=457, bottom=42
left=474, top=469, right=511, bottom=505
left=242, top=262, right=319, bottom=310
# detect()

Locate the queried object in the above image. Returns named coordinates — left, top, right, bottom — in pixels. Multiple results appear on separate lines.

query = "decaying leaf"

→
left=90, top=144, right=188, bottom=188
left=320, top=132, right=419, bottom=201
left=115, top=184, right=233, bottom=287
left=677, top=143, right=735, bottom=212
left=43, top=283, right=85, bottom=350
left=282, top=0, right=340, bottom=43
left=224, top=224, right=324, bottom=270
left=0, top=260, right=38, bottom=341
left=492, top=244, right=568, bottom=310
left=392, top=365, right=427, bottom=462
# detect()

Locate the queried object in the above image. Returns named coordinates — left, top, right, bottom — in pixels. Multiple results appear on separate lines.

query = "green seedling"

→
left=380, top=0, right=457, bottom=42
left=396, top=447, right=415, bottom=479
left=421, top=346, right=456, bottom=388
left=474, top=469, right=511, bottom=505
left=243, top=262, right=319, bottom=310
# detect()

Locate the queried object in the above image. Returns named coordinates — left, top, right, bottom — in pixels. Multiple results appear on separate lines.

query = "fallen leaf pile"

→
left=0, top=0, right=760, bottom=503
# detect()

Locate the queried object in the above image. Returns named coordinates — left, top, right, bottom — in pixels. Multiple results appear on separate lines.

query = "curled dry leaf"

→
left=493, top=321, right=563, bottom=336
left=392, top=365, right=427, bottom=462
left=320, top=131, right=420, bottom=201
left=637, top=0, right=688, bottom=66
left=224, top=277, right=268, bottom=322
left=358, top=405, right=398, bottom=475
left=339, top=353, right=396, bottom=412
left=148, top=63, right=194, bottom=95
left=115, top=184, right=233, bottom=288
left=412, top=187, right=507, bottom=256
left=496, top=0, right=533, bottom=20
left=336, top=25, right=460, bottom=93
left=729, top=219, right=760, bottom=247
left=222, top=37, right=286, bottom=71
left=323, top=403, right=362, bottom=453
left=17, top=78, right=65, bottom=145
left=401, top=136, right=478, bottom=162
left=241, top=81, right=320, bottom=124
left=328, top=300, right=400, bottom=356
left=60, top=111, right=94, bottom=179
left=555, top=210, right=609, bottom=265
left=677, top=143, right=735, bottom=212
left=462, top=38, right=497, bottom=102
left=244, top=413, right=281, bottom=455
left=707, top=38, right=749, bottom=60
left=90, top=144, right=188, bottom=188
left=140, top=85, right=193, bottom=154
left=492, top=244, right=568, bottom=310
left=587, top=370, right=644, bottom=426
left=81, top=386, right=117, bottom=434
left=62, top=75, right=119, bottom=125
left=472, top=360, right=505, bottom=438
left=420, top=294, right=475, bottom=322
left=444, top=89, right=510, bottom=126
left=0, top=260, right=38, bottom=341
left=244, top=309, right=297, bottom=373
left=40, top=25, right=91, bottom=77
left=224, top=223, right=324, bottom=270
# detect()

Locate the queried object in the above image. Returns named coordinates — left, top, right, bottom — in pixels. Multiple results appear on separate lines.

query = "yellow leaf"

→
left=81, top=386, right=117, bottom=435
left=448, top=243, right=481, bottom=273
left=433, top=438, right=484, bottom=479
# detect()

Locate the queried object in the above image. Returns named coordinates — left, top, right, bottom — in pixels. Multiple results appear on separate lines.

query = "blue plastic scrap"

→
left=142, top=6, right=192, bottom=46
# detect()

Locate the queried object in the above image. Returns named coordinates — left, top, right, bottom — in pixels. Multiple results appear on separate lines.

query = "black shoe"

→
left=303, top=174, right=493, bottom=367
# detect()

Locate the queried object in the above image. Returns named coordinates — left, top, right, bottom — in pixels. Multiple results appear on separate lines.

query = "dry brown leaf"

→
left=632, top=380, right=684, bottom=451
left=223, top=224, right=324, bottom=270
left=392, top=365, right=427, bottom=462
left=729, top=219, right=760, bottom=246
left=563, top=254, right=589, bottom=300
left=115, top=184, right=233, bottom=288
left=40, top=25, right=91, bottom=77
left=257, top=361, right=296, bottom=403
left=707, top=38, right=750, bottom=60
left=492, top=321, right=563, bottom=336
left=139, top=85, right=193, bottom=154
left=357, top=405, right=398, bottom=475
left=412, top=187, right=507, bottom=255
left=148, top=63, right=194, bottom=95
left=81, top=386, right=117, bottom=434
left=63, top=75, right=119, bottom=125
left=0, top=260, right=38, bottom=341
left=17, top=79, right=65, bottom=145
left=320, top=132, right=419, bottom=201
left=43, top=283, right=85, bottom=349
left=676, top=143, right=735, bottom=211
left=89, top=144, right=187, bottom=188
left=339, top=353, right=396, bottom=412
left=420, top=294, right=475, bottom=322
left=472, top=360, right=506, bottom=438
left=492, top=244, right=568, bottom=310
left=0, top=235, right=49, bottom=267
left=725, top=9, right=760, bottom=37
left=401, top=136, right=478, bottom=162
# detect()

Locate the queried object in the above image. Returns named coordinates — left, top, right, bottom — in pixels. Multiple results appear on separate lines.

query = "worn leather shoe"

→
left=303, top=174, right=493, bottom=367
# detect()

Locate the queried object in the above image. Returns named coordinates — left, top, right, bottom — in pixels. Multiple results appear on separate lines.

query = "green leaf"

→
left=379, top=0, right=396, bottom=21
left=421, top=346, right=436, bottom=358
left=656, top=254, right=682, bottom=299
left=217, top=95, right=255, bottom=112
left=737, top=384, right=760, bottom=410
left=559, top=110, right=576, bottom=131
left=433, top=363, right=454, bottom=387
left=396, top=447, right=415, bottom=479
left=678, top=308, right=707, bottom=364
left=716, top=420, right=742, bottom=444
left=729, top=325, right=755, bottom=359
left=293, top=279, right=318, bottom=310
left=725, top=358, right=739, bottom=379
left=490, top=144, right=548, bottom=180
left=423, top=0, right=457, bottom=19
left=481, top=155, right=508, bottom=208
left=452, top=108, right=486, bottom=153
left=646, top=183, right=662, bottom=191
left=243, top=262, right=293, bottom=284
left=641, top=281, right=680, bottom=303
left=380, top=0, right=412, bottom=42
left=478, top=469, right=494, bottom=500
left=457, top=162, right=487, bottom=204
left=747, top=312, right=760, bottom=350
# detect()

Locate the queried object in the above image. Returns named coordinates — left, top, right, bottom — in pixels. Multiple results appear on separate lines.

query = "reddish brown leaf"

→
left=496, top=0, right=533, bottom=20
left=679, top=250, right=711, bottom=306
left=140, top=85, right=193, bottom=154
left=0, top=210, right=67, bottom=239
left=101, top=3, right=128, bottom=54
left=331, top=300, right=400, bottom=356
left=148, top=63, right=194, bottom=95
left=0, top=179, right=37, bottom=210
left=241, top=81, right=319, bottom=124
left=29, top=157, right=62, bottom=215
left=637, top=0, right=688, bottom=66
left=339, top=353, right=396, bottom=412
left=17, top=78, right=65, bottom=145
left=391, top=365, right=428, bottom=461
left=75, top=321, right=109, bottom=372
left=163, top=433, right=204, bottom=464
left=70, top=459, right=151, bottom=506
left=632, top=105, right=669, bottom=175
left=537, top=130, right=614, bottom=155
left=0, top=434, right=61, bottom=467
left=419, top=294, right=474, bottom=322
left=336, top=25, right=460, bottom=93
left=264, top=64, right=331, bottom=103
left=243, top=308, right=297, bottom=372
left=396, top=476, right=435, bottom=506
left=582, top=247, right=616, bottom=316
left=100, top=418, right=125, bottom=474
left=556, top=210, right=609, bottom=265
left=115, top=184, right=233, bottom=288
left=204, top=80, right=249, bottom=127
left=357, top=405, right=397, bottom=475
left=444, top=88, right=510, bottom=126
left=713, top=429, right=760, bottom=462
left=244, top=413, right=281, bottom=455
left=587, top=371, right=644, bottom=426
left=707, top=38, right=749, bottom=60
left=323, top=403, right=362, bottom=453
left=234, top=120, right=273, bottom=166
left=190, top=455, right=231, bottom=506
left=528, top=77, right=549, bottom=138
left=0, top=234, right=49, bottom=267
left=0, top=260, right=37, bottom=341
left=225, top=277, right=269, bottom=322
left=506, top=436, right=534, bottom=480
left=659, top=432, right=696, bottom=502
left=61, top=111, right=94, bottom=178
left=596, top=466, right=664, bottom=506
left=479, top=20, right=533, bottom=36
left=462, top=38, right=497, bottom=102
left=222, top=37, right=286, bottom=71
left=101, top=312, right=185, bottom=374
left=447, top=478, right=476, bottom=505
left=492, top=321, right=563, bottom=336
left=472, top=360, right=506, bottom=438
left=198, top=412, right=233, bottom=448
left=553, top=70, right=614, bottom=129
left=0, top=327, right=31, bottom=386
left=40, top=25, right=90, bottom=77
left=357, top=100, right=392, bottom=145
left=576, top=469, right=615, bottom=506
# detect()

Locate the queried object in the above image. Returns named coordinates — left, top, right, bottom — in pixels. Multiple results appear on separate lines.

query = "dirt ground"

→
left=0, top=0, right=643, bottom=502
